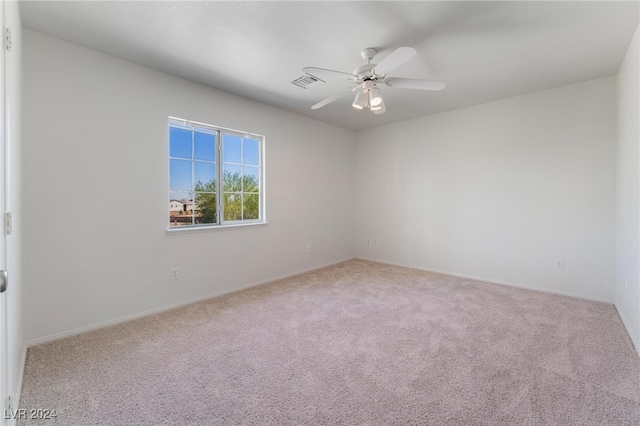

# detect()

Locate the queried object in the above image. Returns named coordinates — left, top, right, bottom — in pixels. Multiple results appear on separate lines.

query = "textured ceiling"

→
left=20, top=1, right=640, bottom=131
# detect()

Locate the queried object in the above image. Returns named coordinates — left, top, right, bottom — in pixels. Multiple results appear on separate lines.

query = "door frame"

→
left=0, top=0, right=8, bottom=423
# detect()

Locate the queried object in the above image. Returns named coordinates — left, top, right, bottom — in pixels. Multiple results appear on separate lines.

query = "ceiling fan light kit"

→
left=352, top=90, right=368, bottom=110
left=371, top=98, right=386, bottom=115
left=369, top=88, right=383, bottom=106
left=352, top=79, right=383, bottom=111
left=304, top=46, right=446, bottom=115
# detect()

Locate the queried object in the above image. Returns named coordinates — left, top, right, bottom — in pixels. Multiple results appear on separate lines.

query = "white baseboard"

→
left=615, top=304, right=640, bottom=357
left=26, top=257, right=355, bottom=347
left=355, top=256, right=612, bottom=304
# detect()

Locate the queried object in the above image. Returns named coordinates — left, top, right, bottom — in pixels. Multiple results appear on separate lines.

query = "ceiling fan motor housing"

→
left=353, top=63, right=377, bottom=81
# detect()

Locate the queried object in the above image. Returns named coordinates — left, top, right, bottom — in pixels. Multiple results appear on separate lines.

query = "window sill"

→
left=166, top=221, right=268, bottom=235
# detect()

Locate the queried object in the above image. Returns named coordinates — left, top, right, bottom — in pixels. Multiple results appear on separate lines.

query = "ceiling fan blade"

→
left=311, top=88, right=354, bottom=110
left=384, top=77, right=446, bottom=91
left=372, top=47, right=416, bottom=76
left=303, top=67, right=358, bottom=81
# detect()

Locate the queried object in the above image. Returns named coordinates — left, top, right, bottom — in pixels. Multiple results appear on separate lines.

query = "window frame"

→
left=167, top=117, right=266, bottom=232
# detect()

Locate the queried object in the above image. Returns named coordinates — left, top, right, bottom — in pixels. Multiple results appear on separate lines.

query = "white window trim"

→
left=168, top=116, right=266, bottom=232
left=165, top=221, right=268, bottom=235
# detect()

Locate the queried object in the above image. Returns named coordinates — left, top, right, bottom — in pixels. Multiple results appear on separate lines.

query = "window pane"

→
left=223, top=134, right=242, bottom=163
left=243, top=138, right=260, bottom=165
left=169, top=192, right=194, bottom=227
left=223, top=164, right=242, bottom=192
left=194, top=161, right=216, bottom=190
left=170, top=127, right=192, bottom=159
left=194, top=131, right=216, bottom=162
left=194, top=192, right=217, bottom=224
left=170, top=159, right=192, bottom=191
left=243, top=166, right=259, bottom=192
left=243, top=193, right=259, bottom=220
left=223, top=193, right=242, bottom=221
left=169, top=120, right=264, bottom=229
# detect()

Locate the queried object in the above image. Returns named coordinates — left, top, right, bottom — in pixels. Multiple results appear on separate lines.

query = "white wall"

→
left=355, top=77, right=617, bottom=303
left=22, top=30, right=355, bottom=343
left=616, top=25, right=640, bottom=355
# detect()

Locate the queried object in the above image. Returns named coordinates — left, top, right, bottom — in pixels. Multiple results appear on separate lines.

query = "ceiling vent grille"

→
left=290, top=74, right=324, bottom=89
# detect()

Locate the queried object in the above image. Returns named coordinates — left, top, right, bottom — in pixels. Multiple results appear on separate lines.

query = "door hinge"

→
left=4, top=212, right=12, bottom=235
left=4, top=27, right=13, bottom=51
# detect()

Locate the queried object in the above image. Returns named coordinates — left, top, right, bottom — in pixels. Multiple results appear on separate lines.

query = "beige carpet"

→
left=18, top=259, right=640, bottom=425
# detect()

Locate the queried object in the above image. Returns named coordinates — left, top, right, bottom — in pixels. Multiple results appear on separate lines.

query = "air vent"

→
left=290, top=74, right=324, bottom=89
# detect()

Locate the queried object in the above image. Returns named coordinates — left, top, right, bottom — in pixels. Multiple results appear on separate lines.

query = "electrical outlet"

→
left=554, top=258, right=564, bottom=270
left=170, top=268, right=179, bottom=280
left=624, top=276, right=628, bottom=290
left=367, top=239, right=371, bottom=246
left=306, top=244, right=312, bottom=254
left=373, top=239, right=378, bottom=247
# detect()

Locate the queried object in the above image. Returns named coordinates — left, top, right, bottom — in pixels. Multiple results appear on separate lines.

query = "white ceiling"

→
left=20, top=1, right=639, bottom=131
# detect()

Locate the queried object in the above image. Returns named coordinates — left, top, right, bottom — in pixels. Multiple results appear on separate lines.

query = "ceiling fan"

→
left=303, top=47, right=446, bottom=114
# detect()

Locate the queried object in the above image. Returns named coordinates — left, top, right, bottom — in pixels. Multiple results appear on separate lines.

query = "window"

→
left=169, top=117, right=264, bottom=229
